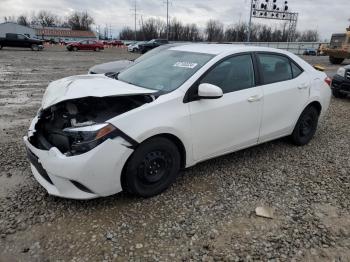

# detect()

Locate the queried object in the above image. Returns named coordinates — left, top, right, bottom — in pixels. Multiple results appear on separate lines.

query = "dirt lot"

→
left=0, top=46, right=349, bottom=261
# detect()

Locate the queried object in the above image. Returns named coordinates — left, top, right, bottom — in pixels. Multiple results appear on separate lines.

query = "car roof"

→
left=169, top=43, right=288, bottom=56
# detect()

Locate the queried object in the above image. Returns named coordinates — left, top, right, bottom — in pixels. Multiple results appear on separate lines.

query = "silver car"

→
left=88, top=43, right=186, bottom=74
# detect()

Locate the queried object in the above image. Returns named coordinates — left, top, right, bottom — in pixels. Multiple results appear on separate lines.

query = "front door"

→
left=189, top=54, right=263, bottom=161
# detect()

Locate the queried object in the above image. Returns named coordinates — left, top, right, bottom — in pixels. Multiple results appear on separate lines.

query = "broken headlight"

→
left=63, top=123, right=118, bottom=155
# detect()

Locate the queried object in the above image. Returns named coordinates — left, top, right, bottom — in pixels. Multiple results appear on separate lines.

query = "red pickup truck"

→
left=66, top=40, right=104, bottom=52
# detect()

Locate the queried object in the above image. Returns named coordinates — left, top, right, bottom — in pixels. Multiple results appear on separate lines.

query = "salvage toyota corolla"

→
left=24, top=44, right=331, bottom=199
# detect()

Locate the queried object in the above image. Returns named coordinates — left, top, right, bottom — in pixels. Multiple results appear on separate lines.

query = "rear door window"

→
left=257, top=54, right=293, bottom=84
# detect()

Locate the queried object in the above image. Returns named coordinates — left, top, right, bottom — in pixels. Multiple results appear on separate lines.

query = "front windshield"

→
left=118, top=50, right=214, bottom=92
left=134, top=44, right=171, bottom=63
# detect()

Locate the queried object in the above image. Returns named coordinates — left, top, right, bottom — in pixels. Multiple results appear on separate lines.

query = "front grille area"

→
left=26, top=147, right=53, bottom=185
left=346, top=70, right=350, bottom=80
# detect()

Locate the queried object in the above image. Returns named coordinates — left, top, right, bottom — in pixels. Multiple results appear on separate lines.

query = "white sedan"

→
left=24, top=44, right=331, bottom=199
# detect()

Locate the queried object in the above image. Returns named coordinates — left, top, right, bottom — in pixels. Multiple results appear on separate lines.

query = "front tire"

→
left=95, top=47, right=100, bottom=52
left=329, top=56, right=344, bottom=65
left=291, top=106, right=319, bottom=146
left=73, top=47, right=78, bottom=52
left=31, top=44, right=39, bottom=51
left=0, top=44, right=3, bottom=50
left=123, top=137, right=181, bottom=197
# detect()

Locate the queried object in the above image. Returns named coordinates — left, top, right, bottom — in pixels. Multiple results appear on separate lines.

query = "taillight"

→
left=324, top=77, right=332, bottom=87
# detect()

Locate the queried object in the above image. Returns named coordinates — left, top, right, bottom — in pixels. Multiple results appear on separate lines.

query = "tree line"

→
left=4, top=11, right=94, bottom=31
left=120, top=18, right=319, bottom=42
left=3, top=11, right=319, bottom=42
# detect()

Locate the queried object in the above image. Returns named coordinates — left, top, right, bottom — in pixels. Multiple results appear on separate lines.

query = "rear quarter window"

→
left=291, top=62, right=303, bottom=78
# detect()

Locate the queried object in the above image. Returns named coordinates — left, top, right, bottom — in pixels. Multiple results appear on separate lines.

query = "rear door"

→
left=80, top=40, right=88, bottom=50
left=88, top=40, right=96, bottom=50
left=256, top=52, right=310, bottom=142
left=17, top=34, right=29, bottom=47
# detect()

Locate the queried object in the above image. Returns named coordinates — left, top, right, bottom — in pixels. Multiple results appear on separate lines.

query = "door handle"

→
left=298, top=83, right=309, bottom=89
left=247, top=95, right=262, bottom=102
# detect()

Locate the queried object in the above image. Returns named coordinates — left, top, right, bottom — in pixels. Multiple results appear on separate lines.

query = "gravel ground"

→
left=0, top=46, right=349, bottom=261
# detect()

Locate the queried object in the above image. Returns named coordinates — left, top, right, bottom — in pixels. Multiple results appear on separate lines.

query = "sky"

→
left=0, top=0, right=349, bottom=40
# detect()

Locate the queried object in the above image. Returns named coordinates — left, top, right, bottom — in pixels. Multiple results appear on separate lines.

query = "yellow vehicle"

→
left=324, top=27, right=350, bottom=64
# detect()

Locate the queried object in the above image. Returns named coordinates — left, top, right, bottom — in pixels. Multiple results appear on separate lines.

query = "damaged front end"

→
left=29, top=95, right=153, bottom=156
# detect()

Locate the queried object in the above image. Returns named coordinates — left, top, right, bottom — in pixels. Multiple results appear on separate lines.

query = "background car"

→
left=138, top=39, right=169, bottom=54
left=331, top=65, right=350, bottom=98
left=0, top=33, right=44, bottom=51
left=89, top=43, right=187, bottom=74
left=303, top=48, right=317, bottom=56
left=67, top=40, right=104, bottom=52
left=108, top=40, right=123, bottom=47
left=127, top=41, right=146, bottom=52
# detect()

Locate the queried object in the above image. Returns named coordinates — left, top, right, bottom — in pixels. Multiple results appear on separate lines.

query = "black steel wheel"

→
left=31, top=44, right=39, bottom=51
left=291, top=106, right=319, bottom=146
left=123, top=137, right=181, bottom=197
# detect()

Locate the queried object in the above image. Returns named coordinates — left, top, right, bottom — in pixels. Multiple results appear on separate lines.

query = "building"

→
left=35, top=27, right=97, bottom=43
left=0, top=22, right=36, bottom=38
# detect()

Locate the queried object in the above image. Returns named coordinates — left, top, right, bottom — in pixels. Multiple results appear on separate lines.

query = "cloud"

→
left=0, top=0, right=348, bottom=39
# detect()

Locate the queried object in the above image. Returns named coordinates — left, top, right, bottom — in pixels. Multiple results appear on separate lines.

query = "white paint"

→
left=26, top=44, right=331, bottom=199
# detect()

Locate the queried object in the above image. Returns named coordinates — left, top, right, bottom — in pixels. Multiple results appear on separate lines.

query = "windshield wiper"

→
left=105, top=72, right=120, bottom=79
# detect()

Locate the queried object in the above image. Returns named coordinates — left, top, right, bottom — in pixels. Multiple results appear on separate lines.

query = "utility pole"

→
left=166, top=0, right=169, bottom=40
left=247, top=0, right=253, bottom=43
left=134, top=0, right=137, bottom=41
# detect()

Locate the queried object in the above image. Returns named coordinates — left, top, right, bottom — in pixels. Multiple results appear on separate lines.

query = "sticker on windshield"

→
left=173, top=62, right=198, bottom=69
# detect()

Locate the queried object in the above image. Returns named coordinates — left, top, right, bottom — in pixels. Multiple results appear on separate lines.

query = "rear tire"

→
left=0, top=44, right=2, bottom=50
left=332, top=89, right=347, bottom=98
left=329, top=56, right=344, bottom=65
left=123, top=137, right=181, bottom=197
left=291, top=106, right=319, bottom=146
left=31, top=44, right=39, bottom=51
left=73, top=47, right=78, bottom=52
left=95, top=47, right=100, bottom=52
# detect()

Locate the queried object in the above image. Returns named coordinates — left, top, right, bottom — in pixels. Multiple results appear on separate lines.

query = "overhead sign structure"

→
left=247, top=0, right=299, bottom=42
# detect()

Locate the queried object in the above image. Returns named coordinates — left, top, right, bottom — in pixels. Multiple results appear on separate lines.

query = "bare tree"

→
left=205, top=20, right=224, bottom=42
left=17, top=15, right=30, bottom=26
left=119, top=27, right=134, bottom=40
left=34, top=10, right=57, bottom=27
left=67, top=11, right=94, bottom=31
left=297, top=30, right=319, bottom=42
left=4, top=16, right=16, bottom=23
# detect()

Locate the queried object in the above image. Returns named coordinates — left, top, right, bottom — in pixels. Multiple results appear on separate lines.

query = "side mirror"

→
left=198, top=83, right=223, bottom=99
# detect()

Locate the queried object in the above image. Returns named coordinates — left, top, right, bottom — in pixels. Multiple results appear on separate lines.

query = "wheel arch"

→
left=307, top=100, right=322, bottom=115
left=133, top=133, right=187, bottom=169
left=120, top=132, right=187, bottom=192
left=291, top=100, right=322, bottom=133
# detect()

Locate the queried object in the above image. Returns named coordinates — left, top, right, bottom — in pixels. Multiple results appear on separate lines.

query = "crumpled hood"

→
left=41, top=74, right=156, bottom=109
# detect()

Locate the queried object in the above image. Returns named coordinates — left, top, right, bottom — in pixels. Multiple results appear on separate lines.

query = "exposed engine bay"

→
left=29, top=95, right=154, bottom=155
